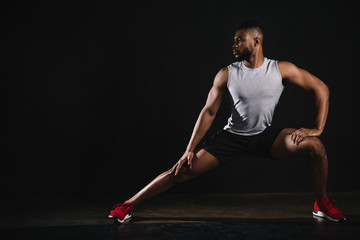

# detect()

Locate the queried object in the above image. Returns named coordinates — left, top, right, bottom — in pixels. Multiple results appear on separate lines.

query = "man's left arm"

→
left=278, top=61, right=330, bottom=145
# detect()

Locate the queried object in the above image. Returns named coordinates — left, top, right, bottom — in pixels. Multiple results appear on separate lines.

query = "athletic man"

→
left=108, top=21, right=346, bottom=223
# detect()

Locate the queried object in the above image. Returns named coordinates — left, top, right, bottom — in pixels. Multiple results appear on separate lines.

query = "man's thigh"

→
left=178, top=149, right=221, bottom=177
left=269, top=128, right=317, bottom=159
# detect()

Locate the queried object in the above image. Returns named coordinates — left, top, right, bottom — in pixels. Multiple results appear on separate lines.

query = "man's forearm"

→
left=313, top=84, right=330, bottom=134
left=186, top=108, right=216, bottom=152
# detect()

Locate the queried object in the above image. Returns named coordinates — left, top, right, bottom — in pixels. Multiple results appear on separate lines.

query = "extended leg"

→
left=127, top=149, right=220, bottom=206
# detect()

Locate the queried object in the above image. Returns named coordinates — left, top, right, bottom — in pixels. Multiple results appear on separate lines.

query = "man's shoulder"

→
left=277, top=60, right=297, bottom=68
left=213, top=66, right=229, bottom=88
left=277, top=61, right=300, bottom=79
left=217, top=66, right=229, bottom=78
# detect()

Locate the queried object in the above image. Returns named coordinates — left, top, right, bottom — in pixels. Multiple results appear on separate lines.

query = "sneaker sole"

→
left=313, top=210, right=346, bottom=222
left=108, top=213, right=132, bottom=223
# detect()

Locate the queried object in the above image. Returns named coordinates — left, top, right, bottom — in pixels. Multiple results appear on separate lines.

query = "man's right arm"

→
left=186, top=67, right=228, bottom=152
left=172, top=67, right=228, bottom=175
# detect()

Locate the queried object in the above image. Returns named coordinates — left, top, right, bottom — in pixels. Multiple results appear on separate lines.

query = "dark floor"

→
left=1, top=192, right=359, bottom=240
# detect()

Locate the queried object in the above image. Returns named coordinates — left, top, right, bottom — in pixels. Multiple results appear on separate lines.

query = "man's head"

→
left=232, top=20, right=265, bottom=61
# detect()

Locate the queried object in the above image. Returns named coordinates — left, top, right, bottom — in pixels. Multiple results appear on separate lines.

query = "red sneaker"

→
left=313, top=197, right=346, bottom=222
left=108, top=202, right=134, bottom=223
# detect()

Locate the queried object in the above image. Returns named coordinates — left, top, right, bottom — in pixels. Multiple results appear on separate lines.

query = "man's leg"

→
left=269, top=128, right=328, bottom=199
left=127, top=149, right=221, bottom=206
left=109, top=149, right=221, bottom=223
left=269, top=128, right=346, bottom=222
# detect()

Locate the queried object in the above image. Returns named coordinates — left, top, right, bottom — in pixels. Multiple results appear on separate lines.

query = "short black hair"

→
left=236, top=20, right=266, bottom=42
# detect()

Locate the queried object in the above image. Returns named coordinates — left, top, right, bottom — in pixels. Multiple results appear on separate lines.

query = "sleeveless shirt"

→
left=223, top=58, right=284, bottom=136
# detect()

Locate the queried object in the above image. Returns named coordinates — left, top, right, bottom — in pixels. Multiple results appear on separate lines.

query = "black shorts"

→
left=199, top=126, right=282, bottom=164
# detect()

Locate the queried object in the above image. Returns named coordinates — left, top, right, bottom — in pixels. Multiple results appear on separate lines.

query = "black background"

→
left=2, top=0, right=359, bottom=198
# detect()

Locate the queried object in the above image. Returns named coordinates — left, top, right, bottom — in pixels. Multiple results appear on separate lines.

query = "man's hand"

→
left=169, top=151, right=195, bottom=176
left=290, top=128, right=322, bottom=145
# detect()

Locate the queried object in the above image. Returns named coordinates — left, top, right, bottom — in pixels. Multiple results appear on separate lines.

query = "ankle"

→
left=316, top=193, right=327, bottom=201
left=124, top=200, right=135, bottom=207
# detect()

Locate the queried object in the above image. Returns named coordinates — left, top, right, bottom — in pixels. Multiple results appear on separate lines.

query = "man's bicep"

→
left=203, top=68, right=228, bottom=115
left=203, top=84, right=225, bottom=116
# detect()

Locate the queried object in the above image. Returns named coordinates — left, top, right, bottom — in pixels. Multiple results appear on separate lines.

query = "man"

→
left=108, top=20, right=346, bottom=223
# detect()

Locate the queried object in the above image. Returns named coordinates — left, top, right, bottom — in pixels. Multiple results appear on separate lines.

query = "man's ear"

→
left=254, top=37, right=261, bottom=47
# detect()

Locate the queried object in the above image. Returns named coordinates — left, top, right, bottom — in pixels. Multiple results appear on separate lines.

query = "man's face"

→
left=232, top=29, right=253, bottom=61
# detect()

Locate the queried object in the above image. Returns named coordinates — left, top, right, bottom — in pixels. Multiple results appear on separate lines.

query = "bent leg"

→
left=269, top=128, right=328, bottom=199
left=127, top=149, right=221, bottom=206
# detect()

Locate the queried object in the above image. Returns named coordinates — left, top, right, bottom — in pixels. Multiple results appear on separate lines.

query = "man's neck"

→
left=244, top=53, right=265, bottom=69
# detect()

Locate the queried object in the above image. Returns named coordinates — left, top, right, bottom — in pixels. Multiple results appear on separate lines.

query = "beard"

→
left=235, top=46, right=253, bottom=62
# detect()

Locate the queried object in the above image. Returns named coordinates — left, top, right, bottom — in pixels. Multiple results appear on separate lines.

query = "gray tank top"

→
left=223, top=58, right=284, bottom=136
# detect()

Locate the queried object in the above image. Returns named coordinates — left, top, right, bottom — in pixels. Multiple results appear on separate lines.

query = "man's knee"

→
left=307, top=137, right=326, bottom=157
left=299, top=136, right=326, bottom=158
left=166, top=166, right=193, bottom=183
left=282, top=133, right=325, bottom=154
left=271, top=129, right=326, bottom=159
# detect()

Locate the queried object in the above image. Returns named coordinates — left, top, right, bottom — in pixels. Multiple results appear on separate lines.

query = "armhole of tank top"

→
left=274, top=60, right=286, bottom=87
left=226, top=65, right=232, bottom=88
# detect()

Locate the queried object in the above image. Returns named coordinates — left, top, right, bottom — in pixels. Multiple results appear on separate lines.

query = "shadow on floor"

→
left=1, top=216, right=358, bottom=240
left=1, top=193, right=359, bottom=239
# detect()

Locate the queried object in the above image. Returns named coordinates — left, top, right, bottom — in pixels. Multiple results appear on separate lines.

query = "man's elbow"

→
left=315, top=82, right=330, bottom=99
left=322, top=83, right=330, bottom=98
left=202, top=107, right=217, bottom=119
